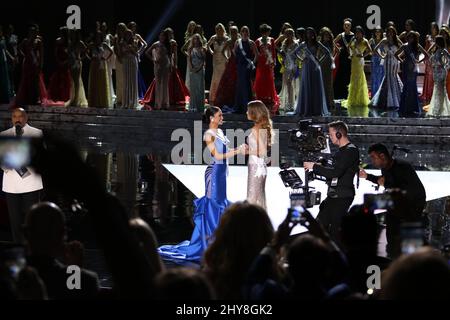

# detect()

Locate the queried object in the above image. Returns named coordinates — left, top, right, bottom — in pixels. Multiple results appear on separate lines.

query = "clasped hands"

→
left=236, top=144, right=249, bottom=155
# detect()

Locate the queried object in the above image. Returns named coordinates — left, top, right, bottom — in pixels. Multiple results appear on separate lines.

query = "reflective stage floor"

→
left=1, top=106, right=450, bottom=288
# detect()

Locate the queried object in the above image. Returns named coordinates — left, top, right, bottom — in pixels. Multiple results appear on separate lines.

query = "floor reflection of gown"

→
left=246, top=131, right=267, bottom=210
left=215, top=48, right=237, bottom=109
left=425, top=49, right=450, bottom=117
left=253, top=37, right=279, bottom=114
left=158, top=129, right=231, bottom=262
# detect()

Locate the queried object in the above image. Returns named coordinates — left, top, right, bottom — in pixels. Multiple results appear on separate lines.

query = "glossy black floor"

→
left=1, top=112, right=450, bottom=289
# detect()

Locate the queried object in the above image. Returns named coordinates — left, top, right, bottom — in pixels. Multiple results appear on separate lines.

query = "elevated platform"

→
left=1, top=105, right=450, bottom=170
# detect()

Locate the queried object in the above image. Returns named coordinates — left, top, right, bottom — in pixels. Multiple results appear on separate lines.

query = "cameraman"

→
left=304, top=121, right=360, bottom=244
left=359, top=143, right=426, bottom=258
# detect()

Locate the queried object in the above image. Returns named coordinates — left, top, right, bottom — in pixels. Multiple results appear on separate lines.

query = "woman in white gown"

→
left=245, top=100, right=274, bottom=210
left=425, top=35, right=450, bottom=117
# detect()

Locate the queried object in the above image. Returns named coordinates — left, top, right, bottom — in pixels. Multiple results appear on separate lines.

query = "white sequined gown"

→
left=246, top=130, right=267, bottom=210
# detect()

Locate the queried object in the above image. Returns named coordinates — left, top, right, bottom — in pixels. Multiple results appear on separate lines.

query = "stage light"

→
left=144, top=0, right=184, bottom=44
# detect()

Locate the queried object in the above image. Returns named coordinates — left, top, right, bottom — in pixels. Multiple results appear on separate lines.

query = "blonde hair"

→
left=188, top=33, right=203, bottom=51
left=281, top=28, right=295, bottom=52
left=215, top=23, right=226, bottom=34
left=247, top=100, right=274, bottom=146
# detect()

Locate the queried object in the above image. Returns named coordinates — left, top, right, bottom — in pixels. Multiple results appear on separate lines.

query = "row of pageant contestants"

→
left=0, top=22, right=146, bottom=109
left=2, top=20, right=450, bottom=117
left=274, top=19, right=450, bottom=118
left=158, top=102, right=272, bottom=261
left=0, top=21, right=279, bottom=114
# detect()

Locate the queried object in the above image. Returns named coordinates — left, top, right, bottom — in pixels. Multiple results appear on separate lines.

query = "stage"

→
left=2, top=105, right=450, bottom=171
left=164, top=165, right=450, bottom=235
left=1, top=106, right=450, bottom=286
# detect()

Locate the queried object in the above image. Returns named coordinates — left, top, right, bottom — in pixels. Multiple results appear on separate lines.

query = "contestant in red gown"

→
left=14, top=24, right=65, bottom=108
left=253, top=24, right=279, bottom=115
left=14, top=25, right=42, bottom=107
left=48, top=27, right=71, bottom=102
left=214, top=26, right=239, bottom=110
left=419, top=22, right=439, bottom=104
left=140, top=28, right=189, bottom=110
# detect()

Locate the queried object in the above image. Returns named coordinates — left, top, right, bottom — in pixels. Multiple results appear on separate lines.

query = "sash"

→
left=261, top=37, right=274, bottom=65
left=341, top=32, right=352, bottom=50
left=304, top=45, right=321, bottom=70
left=407, top=47, right=420, bottom=73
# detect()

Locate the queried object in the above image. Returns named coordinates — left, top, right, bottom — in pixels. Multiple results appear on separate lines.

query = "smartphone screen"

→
left=290, top=192, right=306, bottom=208
left=364, top=193, right=394, bottom=214
left=0, top=137, right=31, bottom=170
left=400, top=223, right=424, bottom=255
left=2, top=246, right=26, bottom=279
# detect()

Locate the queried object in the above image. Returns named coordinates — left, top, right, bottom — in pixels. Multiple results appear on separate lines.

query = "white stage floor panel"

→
left=164, top=165, right=450, bottom=235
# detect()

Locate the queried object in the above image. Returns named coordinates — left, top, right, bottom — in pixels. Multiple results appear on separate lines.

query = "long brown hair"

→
left=247, top=100, right=274, bottom=146
left=319, top=26, right=334, bottom=44
left=386, top=26, right=400, bottom=47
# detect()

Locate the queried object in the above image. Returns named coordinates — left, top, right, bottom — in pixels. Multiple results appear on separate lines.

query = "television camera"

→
left=280, top=120, right=330, bottom=208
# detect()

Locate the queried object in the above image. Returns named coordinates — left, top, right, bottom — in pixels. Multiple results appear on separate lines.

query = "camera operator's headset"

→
left=335, top=130, right=343, bottom=140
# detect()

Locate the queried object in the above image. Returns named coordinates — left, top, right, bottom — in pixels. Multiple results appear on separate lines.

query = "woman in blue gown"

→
left=158, top=106, right=247, bottom=262
left=369, top=26, right=385, bottom=98
left=294, top=27, right=330, bottom=116
left=234, top=26, right=257, bottom=114
left=395, top=31, right=428, bottom=117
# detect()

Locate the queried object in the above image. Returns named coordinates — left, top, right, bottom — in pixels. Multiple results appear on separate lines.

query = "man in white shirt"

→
left=1, top=108, right=43, bottom=243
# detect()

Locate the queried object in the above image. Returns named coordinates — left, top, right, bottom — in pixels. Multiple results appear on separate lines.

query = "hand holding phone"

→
left=297, top=207, right=331, bottom=243
left=269, top=210, right=299, bottom=251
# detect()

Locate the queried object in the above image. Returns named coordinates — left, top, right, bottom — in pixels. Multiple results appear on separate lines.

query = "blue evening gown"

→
left=158, top=129, right=231, bottom=262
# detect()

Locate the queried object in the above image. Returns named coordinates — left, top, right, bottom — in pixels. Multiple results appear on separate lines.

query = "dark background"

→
left=1, top=0, right=439, bottom=88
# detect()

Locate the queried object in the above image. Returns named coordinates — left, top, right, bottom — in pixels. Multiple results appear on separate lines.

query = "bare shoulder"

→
left=204, top=129, right=216, bottom=142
